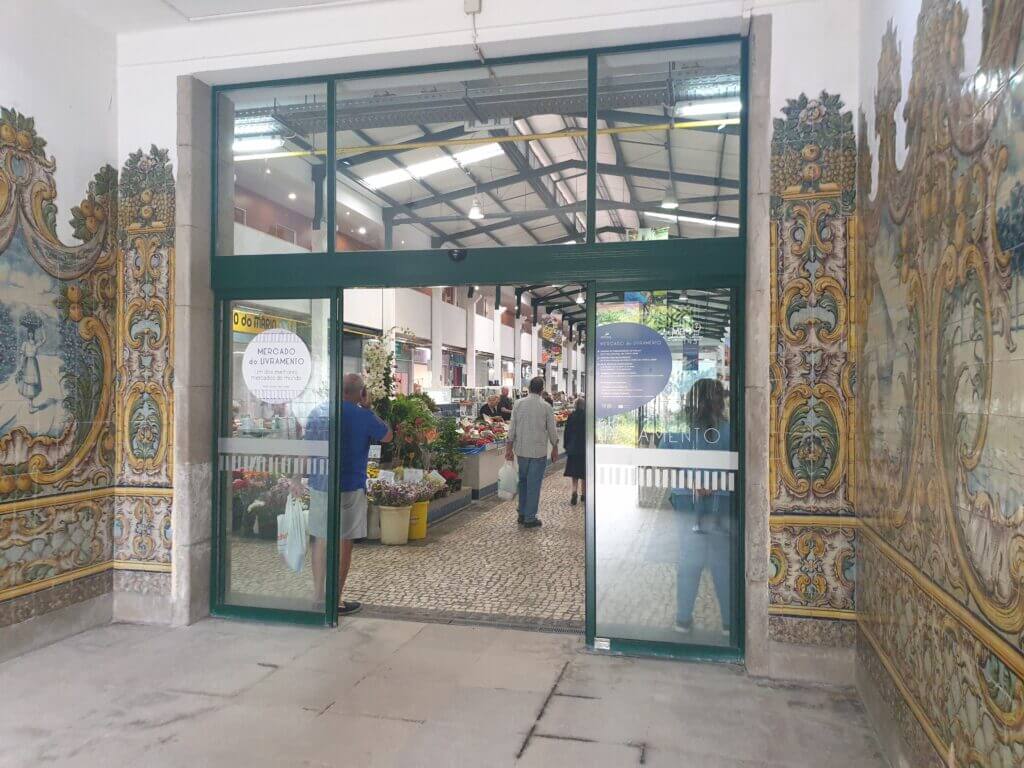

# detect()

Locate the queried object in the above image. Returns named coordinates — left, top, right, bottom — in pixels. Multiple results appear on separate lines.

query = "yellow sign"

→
left=232, top=309, right=303, bottom=335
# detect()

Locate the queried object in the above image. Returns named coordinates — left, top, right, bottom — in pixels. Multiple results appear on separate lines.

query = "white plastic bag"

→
left=497, top=460, right=518, bottom=500
left=277, top=494, right=308, bottom=573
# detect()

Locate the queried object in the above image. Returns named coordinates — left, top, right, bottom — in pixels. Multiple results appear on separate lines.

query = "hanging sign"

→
left=242, top=329, right=312, bottom=405
left=596, top=322, right=672, bottom=418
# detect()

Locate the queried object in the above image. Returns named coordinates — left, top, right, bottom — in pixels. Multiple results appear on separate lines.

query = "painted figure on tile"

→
left=16, top=311, right=45, bottom=411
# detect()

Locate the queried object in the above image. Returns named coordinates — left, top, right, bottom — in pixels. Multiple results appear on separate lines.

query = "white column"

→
left=552, top=322, right=562, bottom=394
left=513, top=314, right=523, bottom=390
left=575, top=340, right=583, bottom=394
left=492, top=303, right=502, bottom=387
left=465, top=295, right=480, bottom=387
left=531, top=325, right=540, bottom=380
left=567, top=340, right=575, bottom=395
left=430, top=287, right=443, bottom=388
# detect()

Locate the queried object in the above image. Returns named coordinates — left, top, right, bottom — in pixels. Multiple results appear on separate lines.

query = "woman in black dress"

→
left=563, top=397, right=586, bottom=505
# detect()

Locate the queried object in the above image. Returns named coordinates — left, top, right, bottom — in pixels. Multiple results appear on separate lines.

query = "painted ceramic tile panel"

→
left=114, top=147, right=175, bottom=568
left=856, top=0, right=1024, bottom=763
left=0, top=109, right=117, bottom=503
left=768, top=91, right=859, bottom=631
left=112, top=494, right=172, bottom=564
left=769, top=523, right=855, bottom=612
left=0, top=110, right=176, bottom=610
left=0, top=493, right=113, bottom=593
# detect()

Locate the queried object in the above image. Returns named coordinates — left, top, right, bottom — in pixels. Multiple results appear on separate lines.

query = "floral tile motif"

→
left=112, top=493, right=172, bottom=564
left=117, top=146, right=174, bottom=489
left=768, top=90, right=858, bottom=632
left=0, top=494, right=113, bottom=595
left=769, top=524, right=856, bottom=612
left=770, top=91, right=857, bottom=520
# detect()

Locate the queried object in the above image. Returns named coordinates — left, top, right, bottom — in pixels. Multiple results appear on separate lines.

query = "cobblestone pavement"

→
left=227, top=472, right=586, bottom=628
left=227, top=471, right=729, bottom=638
left=346, top=473, right=584, bottom=628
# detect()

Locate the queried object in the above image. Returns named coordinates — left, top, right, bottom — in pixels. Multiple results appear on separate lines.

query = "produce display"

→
left=457, top=416, right=508, bottom=449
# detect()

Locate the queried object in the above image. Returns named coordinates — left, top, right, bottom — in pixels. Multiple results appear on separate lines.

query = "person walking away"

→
left=505, top=376, right=558, bottom=528
left=498, top=386, right=514, bottom=420
left=563, top=398, right=586, bottom=505
left=304, top=373, right=392, bottom=614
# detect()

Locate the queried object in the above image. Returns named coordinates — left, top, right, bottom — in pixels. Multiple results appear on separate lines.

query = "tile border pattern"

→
left=768, top=92, right=858, bottom=637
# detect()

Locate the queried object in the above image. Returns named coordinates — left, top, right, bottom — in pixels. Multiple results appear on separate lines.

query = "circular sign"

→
left=596, top=322, right=672, bottom=418
left=242, top=329, right=311, bottom=405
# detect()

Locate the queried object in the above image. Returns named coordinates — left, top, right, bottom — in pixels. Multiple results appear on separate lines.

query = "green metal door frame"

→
left=585, top=278, right=745, bottom=663
left=207, top=34, right=751, bottom=654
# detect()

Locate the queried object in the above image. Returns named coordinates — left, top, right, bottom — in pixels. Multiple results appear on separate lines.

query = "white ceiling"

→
left=54, top=0, right=389, bottom=34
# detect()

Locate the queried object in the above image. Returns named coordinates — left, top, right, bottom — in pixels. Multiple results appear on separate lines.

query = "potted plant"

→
left=430, top=417, right=464, bottom=491
left=367, top=478, right=417, bottom=545
left=389, top=394, right=437, bottom=469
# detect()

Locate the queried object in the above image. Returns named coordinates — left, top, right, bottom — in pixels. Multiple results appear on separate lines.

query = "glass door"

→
left=214, top=296, right=338, bottom=623
left=591, top=287, right=741, bottom=655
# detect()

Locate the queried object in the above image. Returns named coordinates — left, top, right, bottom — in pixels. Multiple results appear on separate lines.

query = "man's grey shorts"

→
left=307, top=488, right=368, bottom=540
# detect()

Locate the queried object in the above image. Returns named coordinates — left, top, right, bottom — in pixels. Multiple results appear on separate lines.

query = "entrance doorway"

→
left=207, top=35, right=748, bottom=659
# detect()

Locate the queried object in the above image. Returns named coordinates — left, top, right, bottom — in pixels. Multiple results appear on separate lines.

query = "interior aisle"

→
left=345, top=469, right=584, bottom=631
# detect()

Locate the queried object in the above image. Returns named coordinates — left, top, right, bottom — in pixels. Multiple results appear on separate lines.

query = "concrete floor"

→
left=0, top=617, right=886, bottom=767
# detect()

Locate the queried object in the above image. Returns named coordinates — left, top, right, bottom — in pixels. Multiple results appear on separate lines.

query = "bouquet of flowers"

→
left=366, top=478, right=418, bottom=508
left=414, top=473, right=449, bottom=502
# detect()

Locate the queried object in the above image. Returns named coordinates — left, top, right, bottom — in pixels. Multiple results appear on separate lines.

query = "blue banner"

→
left=596, top=322, right=672, bottom=418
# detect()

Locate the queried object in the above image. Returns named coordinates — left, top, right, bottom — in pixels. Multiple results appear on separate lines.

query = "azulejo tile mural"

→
left=0, top=107, right=175, bottom=618
left=117, top=146, right=174, bottom=489
left=856, top=0, right=1024, bottom=763
left=768, top=91, right=859, bottom=636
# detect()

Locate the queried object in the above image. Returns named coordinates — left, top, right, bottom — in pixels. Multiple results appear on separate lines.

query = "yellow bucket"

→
left=408, top=500, right=429, bottom=540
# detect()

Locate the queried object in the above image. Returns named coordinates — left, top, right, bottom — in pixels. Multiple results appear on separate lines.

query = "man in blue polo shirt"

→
left=305, top=372, right=391, bottom=614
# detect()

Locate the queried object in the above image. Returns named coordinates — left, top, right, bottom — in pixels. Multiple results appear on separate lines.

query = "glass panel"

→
left=596, top=42, right=742, bottom=240
left=215, top=83, right=330, bottom=256
left=594, top=288, right=738, bottom=647
left=218, top=298, right=332, bottom=612
left=334, top=58, right=589, bottom=250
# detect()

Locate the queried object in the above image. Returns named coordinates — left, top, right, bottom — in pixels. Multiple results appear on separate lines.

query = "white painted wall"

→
left=768, top=0, right=861, bottom=124
left=395, top=289, right=432, bottom=340
left=442, top=302, right=466, bottom=348
left=233, top=223, right=308, bottom=255
left=5, top=0, right=117, bottom=243
left=474, top=314, right=493, bottom=354
left=343, top=288, right=384, bottom=330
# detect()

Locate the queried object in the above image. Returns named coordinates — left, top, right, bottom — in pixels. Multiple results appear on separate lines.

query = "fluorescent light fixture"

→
left=467, top=198, right=484, bottom=221
left=232, top=136, right=284, bottom=154
left=674, top=98, right=742, bottom=117
left=646, top=211, right=740, bottom=230
left=361, top=142, right=504, bottom=190
left=287, top=192, right=297, bottom=200
left=234, top=116, right=279, bottom=136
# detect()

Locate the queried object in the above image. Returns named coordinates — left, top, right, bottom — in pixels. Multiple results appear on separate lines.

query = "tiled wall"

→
left=768, top=93, right=859, bottom=644
left=856, top=0, right=1024, bottom=764
left=0, top=108, right=175, bottom=629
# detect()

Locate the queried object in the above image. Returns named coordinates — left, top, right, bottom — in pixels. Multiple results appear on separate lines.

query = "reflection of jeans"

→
left=517, top=457, right=547, bottom=521
left=673, top=492, right=732, bottom=627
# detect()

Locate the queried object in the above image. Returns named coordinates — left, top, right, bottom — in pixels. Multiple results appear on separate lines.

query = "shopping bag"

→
left=497, top=460, right=518, bottom=500
left=277, top=494, right=308, bottom=573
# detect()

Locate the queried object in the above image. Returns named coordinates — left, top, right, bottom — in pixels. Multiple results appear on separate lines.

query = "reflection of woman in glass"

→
left=16, top=313, right=45, bottom=413
left=671, top=377, right=731, bottom=637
